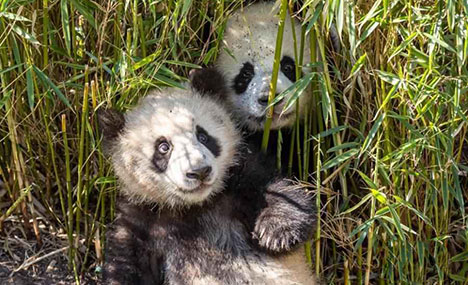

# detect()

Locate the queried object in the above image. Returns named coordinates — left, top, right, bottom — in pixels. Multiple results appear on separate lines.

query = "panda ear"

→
left=97, top=108, right=125, bottom=143
left=190, top=67, right=227, bottom=99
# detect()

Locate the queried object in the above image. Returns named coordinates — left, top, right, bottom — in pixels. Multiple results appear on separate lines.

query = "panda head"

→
left=216, top=2, right=311, bottom=131
left=98, top=88, right=239, bottom=209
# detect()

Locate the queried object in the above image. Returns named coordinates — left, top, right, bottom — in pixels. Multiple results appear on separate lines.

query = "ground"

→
left=0, top=221, right=100, bottom=285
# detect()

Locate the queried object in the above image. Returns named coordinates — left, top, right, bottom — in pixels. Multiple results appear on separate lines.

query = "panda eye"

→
left=282, top=64, right=293, bottom=73
left=241, top=68, right=253, bottom=78
left=198, top=132, right=208, bottom=144
left=280, top=56, right=297, bottom=82
left=158, top=142, right=171, bottom=154
left=232, top=62, right=255, bottom=94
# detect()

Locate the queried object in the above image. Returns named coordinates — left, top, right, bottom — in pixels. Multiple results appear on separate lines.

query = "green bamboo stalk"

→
left=42, top=0, right=49, bottom=67
left=138, top=13, right=147, bottom=57
left=287, top=126, right=296, bottom=176
left=41, top=98, right=67, bottom=227
left=315, top=134, right=322, bottom=276
left=61, top=114, right=79, bottom=282
left=365, top=197, right=376, bottom=285
left=261, top=0, right=288, bottom=153
left=313, top=24, right=348, bottom=199
left=75, top=83, right=90, bottom=259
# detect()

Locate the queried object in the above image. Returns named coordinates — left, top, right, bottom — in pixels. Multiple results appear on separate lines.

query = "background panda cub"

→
left=216, top=1, right=311, bottom=132
left=100, top=83, right=316, bottom=284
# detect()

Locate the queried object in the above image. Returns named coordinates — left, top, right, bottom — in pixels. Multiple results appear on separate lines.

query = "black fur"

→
left=233, top=62, right=255, bottom=94
left=190, top=67, right=227, bottom=99
left=192, top=68, right=315, bottom=247
left=98, top=109, right=125, bottom=141
left=230, top=137, right=315, bottom=253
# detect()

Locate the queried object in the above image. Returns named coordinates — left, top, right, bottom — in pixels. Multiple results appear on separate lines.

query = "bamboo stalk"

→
left=261, top=0, right=288, bottom=153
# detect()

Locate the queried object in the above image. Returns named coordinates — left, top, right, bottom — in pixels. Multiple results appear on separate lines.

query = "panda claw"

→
left=259, top=228, right=266, bottom=238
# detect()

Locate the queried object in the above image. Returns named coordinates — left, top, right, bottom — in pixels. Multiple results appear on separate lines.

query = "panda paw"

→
left=253, top=211, right=309, bottom=253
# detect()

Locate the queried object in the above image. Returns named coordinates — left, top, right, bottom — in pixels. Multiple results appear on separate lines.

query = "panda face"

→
left=230, top=56, right=298, bottom=129
left=107, top=90, right=238, bottom=208
left=216, top=2, right=311, bottom=131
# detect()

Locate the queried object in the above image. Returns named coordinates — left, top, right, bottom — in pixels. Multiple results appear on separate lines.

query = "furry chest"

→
left=163, top=244, right=315, bottom=285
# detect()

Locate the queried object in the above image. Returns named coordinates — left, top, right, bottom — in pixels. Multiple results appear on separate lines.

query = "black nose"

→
left=258, top=94, right=282, bottom=106
left=186, top=166, right=212, bottom=181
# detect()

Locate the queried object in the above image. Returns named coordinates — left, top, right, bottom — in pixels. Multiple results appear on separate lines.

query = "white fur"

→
left=167, top=251, right=316, bottom=285
left=111, top=87, right=239, bottom=208
left=216, top=2, right=311, bottom=131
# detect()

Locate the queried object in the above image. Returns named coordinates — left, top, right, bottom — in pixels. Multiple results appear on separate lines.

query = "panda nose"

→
left=186, top=166, right=212, bottom=181
left=258, top=96, right=269, bottom=106
left=258, top=94, right=281, bottom=106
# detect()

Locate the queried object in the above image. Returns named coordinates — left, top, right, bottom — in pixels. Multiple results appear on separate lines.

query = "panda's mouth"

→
left=179, top=182, right=213, bottom=194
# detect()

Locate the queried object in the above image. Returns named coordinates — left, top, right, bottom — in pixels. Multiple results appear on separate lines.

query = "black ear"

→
left=190, top=67, right=227, bottom=99
left=97, top=108, right=125, bottom=141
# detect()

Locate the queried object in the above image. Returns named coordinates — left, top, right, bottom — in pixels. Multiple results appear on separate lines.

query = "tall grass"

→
left=0, top=0, right=466, bottom=284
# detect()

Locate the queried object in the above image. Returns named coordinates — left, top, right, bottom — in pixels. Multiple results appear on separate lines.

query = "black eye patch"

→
left=232, top=62, right=255, bottom=94
left=280, top=56, right=296, bottom=82
left=196, top=125, right=221, bottom=157
left=152, top=137, right=171, bottom=173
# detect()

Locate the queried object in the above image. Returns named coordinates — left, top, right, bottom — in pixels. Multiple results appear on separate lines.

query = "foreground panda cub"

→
left=99, top=84, right=316, bottom=284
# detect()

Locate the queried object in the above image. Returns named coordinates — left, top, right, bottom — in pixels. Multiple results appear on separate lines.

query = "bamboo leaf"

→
left=360, top=113, right=385, bottom=155
left=356, top=22, right=379, bottom=48
left=0, top=12, right=31, bottom=22
left=165, top=60, right=201, bottom=69
left=11, top=25, right=39, bottom=45
left=26, top=66, right=34, bottom=109
left=0, top=90, right=12, bottom=109
left=423, top=32, right=457, bottom=53
left=388, top=32, right=417, bottom=62
left=319, top=75, right=330, bottom=123
left=336, top=0, right=344, bottom=38
left=305, top=2, right=323, bottom=34
left=388, top=206, right=405, bottom=241
left=70, top=0, right=97, bottom=29
left=341, top=193, right=372, bottom=215
left=376, top=70, right=400, bottom=85
left=347, top=52, right=367, bottom=79
left=269, top=73, right=314, bottom=112
left=370, top=189, right=387, bottom=204
left=327, top=141, right=359, bottom=153
left=134, top=49, right=162, bottom=70
left=181, top=0, right=193, bottom=18
left=322, top=148, right=358, bottom=170
left=451, top=251, right=468, bottom=262
left=32, top=65, right=71, bottom=108
left=60, top=0, right=71, bottom=55
left=356, top=170, right=378, bottom=190
left=0, top=63, right=23, bottom=75
left=311, top=125, right=347, bottom=141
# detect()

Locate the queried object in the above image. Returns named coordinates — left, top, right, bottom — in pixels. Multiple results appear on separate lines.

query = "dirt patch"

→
left=1, top=221, right=100, bottom=285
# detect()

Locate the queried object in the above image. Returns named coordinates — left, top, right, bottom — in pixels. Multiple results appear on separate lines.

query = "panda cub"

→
left=215, top=1, right=312, bottom=132
left=100, top=81, right=316, bottom=284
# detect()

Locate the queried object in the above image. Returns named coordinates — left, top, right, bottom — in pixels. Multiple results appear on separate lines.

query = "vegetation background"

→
left=0, top=0, right=467, bottom=284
